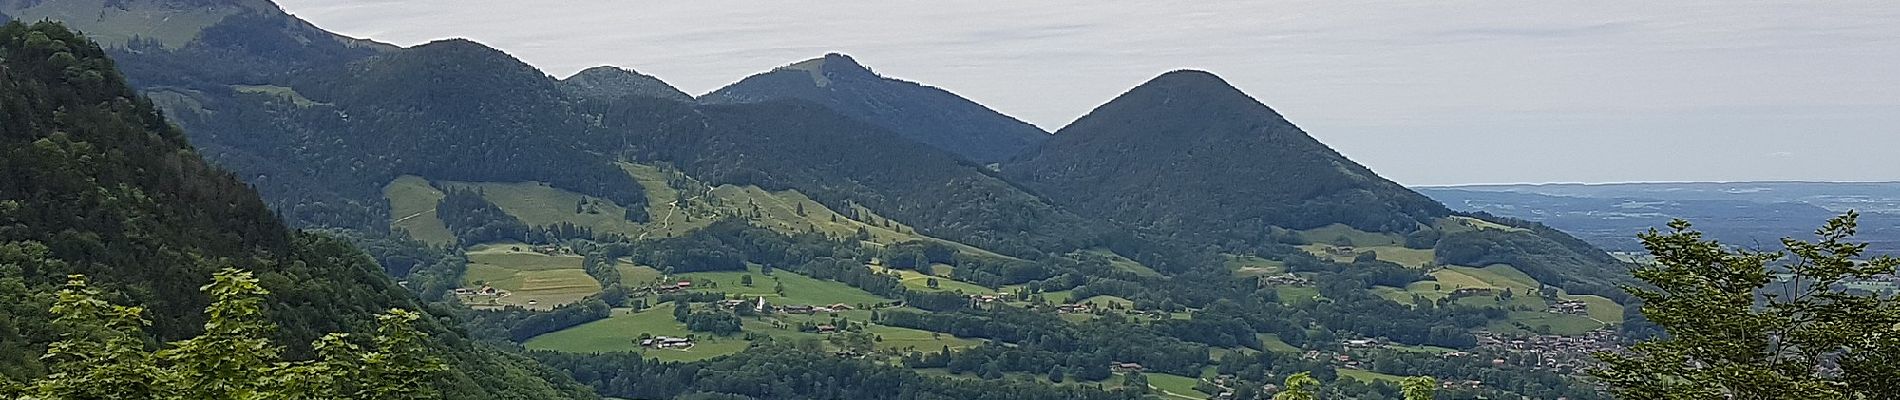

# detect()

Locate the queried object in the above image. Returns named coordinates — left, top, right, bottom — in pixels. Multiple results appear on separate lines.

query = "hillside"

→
left=590, top=95, right=1102, bottom=258
left=0, top=21, right=595, bottom=398
left=1007, top=70, right=1631, bottom=298
left=702, top=53, right=1050, bottom=163
left=560, top=65, right=692, bottom=102
left=1007, top=70, right=1450, bottom=245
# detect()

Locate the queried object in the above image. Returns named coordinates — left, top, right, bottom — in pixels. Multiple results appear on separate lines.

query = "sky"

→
left=272, top=0, right=1900, bottom=186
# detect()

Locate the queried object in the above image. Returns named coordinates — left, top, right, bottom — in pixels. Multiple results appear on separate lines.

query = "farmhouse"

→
left=1110, top=362, right=1144, bottom=372
left=640, top=336, right=695, bottom=349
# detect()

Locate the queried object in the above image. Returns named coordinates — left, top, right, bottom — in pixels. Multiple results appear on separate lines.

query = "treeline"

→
left=881, top=307, right=1210, bottom=375
left=533, top=345, right=1141, bottom=400
left=435, top=186, right=626, bottom=245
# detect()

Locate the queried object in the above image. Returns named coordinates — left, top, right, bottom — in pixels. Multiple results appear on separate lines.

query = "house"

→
left=816, top=325, right=839, bottom=333
left=782, top=305, right=816, bottom=314
left=452, top=288, right=474, bottom=296
left=641, top=336, right=695, bottom=349
left=1110, top=362, right=1144, bottom=372
left=1344, top=338, right=1379, bottom=347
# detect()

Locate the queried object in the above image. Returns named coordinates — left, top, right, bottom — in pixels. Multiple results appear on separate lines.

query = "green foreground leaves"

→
left=4, top=268, right=445, bottom=400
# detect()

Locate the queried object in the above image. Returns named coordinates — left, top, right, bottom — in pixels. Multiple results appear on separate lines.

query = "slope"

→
left=1007, top=70, right=1450, bottom=245
left=1006, top=70, right=1631, bottom=297
left=560, top=65, right=692, bottom=102
left=589, top=95, right=1101, bottom=259
left=702, top=53, right=1050, bottom=163
left=0, top=21, right=596, bottom=399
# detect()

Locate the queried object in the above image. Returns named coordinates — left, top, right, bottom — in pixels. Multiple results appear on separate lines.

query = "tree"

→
left=1400, top=376, right=1436, bottom=400
left=1273, top=372, right=1319, bottom=400
left=1046, top=366, right=1065, bottom=383
left=774, top=282, right=786, bottom=295
left=740, top=275, right=754, bottom=286
left=1594, top=213, right=1900, bottom=399
left=1121, top=371, right=1148, bottom=394
left=926, top=278, right=940, bottom=289
left=12, top=269, right=445, bottom=400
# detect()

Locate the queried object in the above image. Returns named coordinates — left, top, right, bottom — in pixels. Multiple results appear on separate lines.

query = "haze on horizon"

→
left=273, top=0, right=1900, bottom=186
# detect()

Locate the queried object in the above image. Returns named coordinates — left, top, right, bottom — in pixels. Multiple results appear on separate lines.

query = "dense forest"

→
left=0, top=21, right=597, bottom=399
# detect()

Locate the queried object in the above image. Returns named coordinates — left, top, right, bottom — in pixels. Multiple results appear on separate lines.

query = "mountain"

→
left=1007, top=70, right=1631, bottom=297
left=1007, top=70, right=1450, bottom=245
left=0, top=21, right=595, bottom=398
left=559, top=65, right=692, bottom=102
left=588, top=96, right=1104, bottom=259
left=702, top=53, right=1050, bottom=163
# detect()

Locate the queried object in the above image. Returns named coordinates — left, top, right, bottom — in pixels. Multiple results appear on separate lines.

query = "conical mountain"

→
left=1007, top=70, right=1450, bottom=244
left=560, top=65, right=692, bottom=102
left=702, top=53, right=1049, bottom=163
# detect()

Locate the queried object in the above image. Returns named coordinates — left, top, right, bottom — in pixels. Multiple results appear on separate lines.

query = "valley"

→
left=7, top=2, right=1885, bottom=399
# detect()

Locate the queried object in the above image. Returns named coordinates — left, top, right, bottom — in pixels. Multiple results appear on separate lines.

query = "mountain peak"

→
left=561, top=65, right=692, bottom=102
left=702, top=53, right=1049, bottom=163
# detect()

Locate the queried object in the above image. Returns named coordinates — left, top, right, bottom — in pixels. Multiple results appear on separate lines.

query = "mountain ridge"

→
left=702, top=53, right=1050, bottom=163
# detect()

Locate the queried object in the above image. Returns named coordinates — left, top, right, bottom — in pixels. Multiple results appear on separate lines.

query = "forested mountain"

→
left=560, top=65, right=692, bottom=102
left=702, top=53, right=1051, bottom=163
left=1008, top=70, right=1631, bottom=298
left=1007, top=70, right=1450, bottom=245
left=587, top=95, right=1103, bottom=258
left=0, top=21, right=596, bottom=398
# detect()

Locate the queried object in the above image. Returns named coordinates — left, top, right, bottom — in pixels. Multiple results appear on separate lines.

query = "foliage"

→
left=1594, top=213, right=1900, bottom=399
left=14, top=270, right=446, bottom=400
left=1273, top=372, right=1320, bottom=400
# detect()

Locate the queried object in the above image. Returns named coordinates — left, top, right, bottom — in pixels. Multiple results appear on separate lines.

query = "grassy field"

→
left=1074, top=295, right=1134, bottom=308
left=523, top=305, right=751, bottom=361
left=1296, top=224, right=1406, bottom=247
left=1075, top=248, right=1160, bottom=277
left=1338, top=369, right=1411, bottom=384
left=616, top=263, right=665, bottom=286
left=383, top=176, right=455, bottom=245
left=678, top=264, right=894, bottom=306
left=1492, top=311, right=1607, bottom=336
left=1144, top=372, right=1211, bottom=399
left=1257, top=333, right=1301, bottom=353
left=461, top=243, right=599, bottom=310
left=871, top=265, right=996, bottom=294
left=1275, top=286, right=1322, bottom=306
left=1224, top=254, right=1286, bottom=278
left=1377, top=264, right=1550, bottom=309
left=1560, top=294, right=1625, bottom=323
left=440, top=180, right=647, bottom=237
left=1435, top=216, right=1528, bottom=233
left=1300, top=244, right=1436, bottom=268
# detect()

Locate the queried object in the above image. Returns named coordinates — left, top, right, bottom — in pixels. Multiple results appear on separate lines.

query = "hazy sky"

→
left=273, top=0, right=1899, bottom=186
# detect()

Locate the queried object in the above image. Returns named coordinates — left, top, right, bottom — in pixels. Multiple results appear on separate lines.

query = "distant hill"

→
left=560, top=65, right=692, bottom=102
left=702, top=53, right=1049, bottom=163
left=589, top=96, right=1102, bottom=258
left=1420, top=182, right=1900, bottom=252
left=1007, top=70, right=1450, bottom=244
left=1007, top=70, right=1631, bottom=298
left=0, top=21, right=596, bottom=399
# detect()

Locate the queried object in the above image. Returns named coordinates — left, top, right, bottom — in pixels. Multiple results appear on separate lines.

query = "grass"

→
left=871, top=265, right=995, bottom=294
left=679, top=264, right=893, bottom=306
left=523, top=305, right=751, bottom=361
left=621, top=163, right=1016, bottom=260
left=1076, top=248, right=1160, bottom=277
left=1435, top=216, right=1528, bottom=233
left=232, top=85, right=320, bottom=107
left=383, top=176, right=454, bottom=245
left=615, top=263, right=665, bottom=286
left=461, top=243, right=599, bottom=310
left=1560, top=294, right=1625, bottom=323
left=1275, top=286, right=1322, bottom=306
left=1224, top=254, right=1285, bottom=277
left=1493, top=311, right=1607, bottom=336
left=1258, top=333, right=1301, bottom=353
left=1039, top=290, right=1075, bottom=304
left=1295, top=224, right=1405, bottom=247
left=1300, top=244, right=1436, bottom=268
left=1144, top=372, right=1211, bottom=399
left=1074, top=295, right=1133, bottom=308
left=440, top=181, right=646, bottom=237
left=1338, top=369, right=1410, bottom=384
